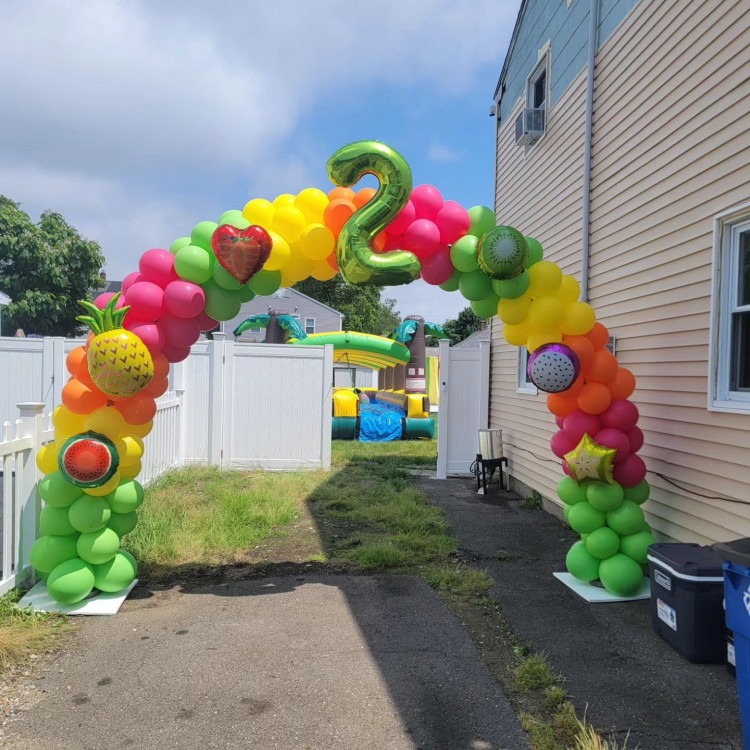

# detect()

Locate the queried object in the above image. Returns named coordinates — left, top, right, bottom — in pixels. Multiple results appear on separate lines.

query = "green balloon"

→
left=46, top=557, right=96, bottom=604
left=563, top=504, right=571, bottom=521
left=624, top=480, right=650, bottom=505
left=567, top=501, right=605, bottom=535
left=174, top=244, right=213, bottom=284
left=619, top=527, right=655, bottom=565
left=218, top=210, right=250, bottom=229
left=449, top=234, right=479, bottom=273
left=470, top=293, right=500, bottom=319
left=477, top=226, right=528, bottom=280
left=585, top=526, right=621, bottom=560
left=203, top=279, right=242, bottom=321
left=169, top=236, right=191, bottom=255
left=467, top=205, right=496, bottom=238
left=491, top=270, right=530, bottom=300
left=212, top=262, right=242, bottom=291
left=77, top=527, right=121, bottom=566
left=29, top=533, right=79, bottom=573
left=191, top=221, right=219, bottom=252
left=566, top=541, right=600, bottom=582
left=39, top=472, right=83, bottom=508
left=248, top=268, right=282, bottom=296
left=557, top=476, right=587, bottom=505
left=439, top=270, right=461, bottom=292
left=107, top=510, right=138, bottom=538
left=238, top=285, right=256, bottom=303
left=39, top=505, right=76, bottom=536
left=606, top=500, right=645, bottom=535
left=587, top=481, right=624, bottom=512
left=104, top=480, right=144, bottom=514
left=68, top=496, right=111, bottom=533
left=525, top=237, right=544, bottom=266
left=92, top=551, right=137, bottom=593
left=458, top=269, right=493, bottom=301
left=598, top=553, right=644, bottom=597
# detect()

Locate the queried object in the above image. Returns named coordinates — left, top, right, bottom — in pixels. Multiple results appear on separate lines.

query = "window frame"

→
left=709, top=202, right=750, bottom=413
left=305, top=317, right=316, bottom=335
left=517, top=348, right=538, bottom=395
left=524, top=48, right=551, bottom=147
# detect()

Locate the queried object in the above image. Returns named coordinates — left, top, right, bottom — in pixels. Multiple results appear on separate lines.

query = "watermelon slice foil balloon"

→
left=58, top=432, right=119, bottom=488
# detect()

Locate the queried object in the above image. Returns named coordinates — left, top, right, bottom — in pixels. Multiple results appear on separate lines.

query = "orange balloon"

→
left=114, top=394, right=157, bottom=425
left=323, top=199, right=356, bottom=236
left=142, top=376, right=169, bottom=399
left=547, top=391, right=578, bottom=418
left=61, top=377, right=108, bottom=414
left=152, top=352, right=170, bottom=382
left=577, top=382, right=612, bottom=415
left=563, top=373, right=585, bottom=397
left=373, top=230, right=387, bottom=252
left=353, top=187, right=377, bottom=209
left=66, top=346, right=89, bottom=378
left=326, top=251, right=339, bottom=271
left=609, top=367, right=636, bottom=400
left=583, top=350, right=618, bottom=384
left=328, top=186, right=355, bottom=202
left=586, top=322, right=609, bottom=350
left=562, top=335, right=594, bottom=369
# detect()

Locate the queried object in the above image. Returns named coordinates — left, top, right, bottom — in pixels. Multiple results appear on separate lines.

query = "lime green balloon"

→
left=92, top=551, right=138, bottom=593
left=107, top=510, right=138, bottom=538
left=459, top=269, right=493, bottom=301
left=585, top=526, right=621, bottom=560
left=449, top=235, right=479, bottom=273
left=29, top=533, right=79, bottom=573
left=238, top=285, right=256, bottom=303
left=470, top=293, right=500, bottom=319
left=77, top=527, right=120, bottom=565
left=491, top=270, right=530, bottom=300
left=566, top=541, right=600, bottom=582
left=598, top=553, right=644, bottom=597
left=605, top=500, right=645, bottom=535
left=191, top=221, right=219, bottom=251
left=212, top=262, right=242, bottom=291
left=557, top=476, right=587, bottom=505
left=218, top=210, right=250, bottom=229
left=39, top=505, right=76, bottom=536
left=563, top=504, right=571, bottom=521
left=587, top=481, right=624, bottom=512
left=619, top=527, right=655, bottom=565
left=203, top=279, right=242, bottom=321
left=174, top=244, right=213, bottom=284
left=248, top=268, right=282, bottom=296
left=525, top=237, right=544, bottom=266
left=477, top=226, right=528, bottom=280
left=439, top=270, right=461, bottom=292
left=46, top=558, right=96, bottom=604
left=68, top=496, right=112, bottom=533
left=467, top=205, right=496, bottom=238
left=39, top=472, right=82, bottom=508
left=624, top=480, right=650, bottom=505
left=567, top=501, right=605, bottom=534
left=104, top=480, right=144, bottom=514
left=169, top=237, right=191, bottom=255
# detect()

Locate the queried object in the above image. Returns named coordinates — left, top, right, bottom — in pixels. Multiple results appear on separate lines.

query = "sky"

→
left=0, top=0, right=521, bottom=325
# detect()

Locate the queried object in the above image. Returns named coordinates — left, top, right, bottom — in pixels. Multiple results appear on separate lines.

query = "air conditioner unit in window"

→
left=515, top=108, right=545, bottom=146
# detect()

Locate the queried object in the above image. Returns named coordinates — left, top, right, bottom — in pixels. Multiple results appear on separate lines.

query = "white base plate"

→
left=17, top=579, right=138, bottom=615
left=553, top=572, right=651, bottom=602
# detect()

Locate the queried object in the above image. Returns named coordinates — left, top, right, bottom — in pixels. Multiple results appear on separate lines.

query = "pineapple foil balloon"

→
left=77, top=294, right=154, bottom=398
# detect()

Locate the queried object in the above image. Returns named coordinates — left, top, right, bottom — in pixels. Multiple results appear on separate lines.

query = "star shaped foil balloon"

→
left=564, top=434, right=616, bottom=484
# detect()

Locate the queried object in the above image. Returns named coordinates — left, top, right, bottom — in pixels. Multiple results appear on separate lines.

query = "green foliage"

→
left=513, top=652, right=557, bottom=691
left=0, top=196, right=105, bottom=336
left=442, top=307, right=483, bottom=345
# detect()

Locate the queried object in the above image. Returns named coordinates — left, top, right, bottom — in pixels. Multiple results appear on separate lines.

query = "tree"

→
left=442, top=307, right=483, bottom=345
left=0, top=197, right=105, bottom=336
left=294, top=276, right=401, bottom=335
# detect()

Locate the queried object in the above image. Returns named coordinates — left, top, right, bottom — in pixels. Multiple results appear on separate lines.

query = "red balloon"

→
left=420, top=248, right=455, bottom=285
left=613, top=454, right=647, bottom=488
left=211, top=224, right=272, bottom=284
left=562, top=410, right=601, bottom=444
left=555, top=415, right=565, bottom=429
left=551, top=430, right=578, bottom=459
left=195, top=311, right=219, bottom=333
left=594, top=427, right=630, bottom=463
left=601, top=398, right=639, bottom=431
left=626, top=426, right=644, bottom=453
left=158, top=314, right=201, bottom=349
left=161, top=341, right=192, bottom=363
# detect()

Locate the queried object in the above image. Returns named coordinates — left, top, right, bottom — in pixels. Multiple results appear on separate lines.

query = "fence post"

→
left=17, top=402, right=44, bottom=586
left=479, top=339, right=490, bottom=431
left=51, top=337, right=66, bottom=413
left=221, top=337, right=234, bottom=469
left=321, top=344, right=333, bottom=470
left=208, top=333, right=226, bottom=468
left=172, top=360, right=186, bottom=466
left=436, top=339, right=450, bottom=479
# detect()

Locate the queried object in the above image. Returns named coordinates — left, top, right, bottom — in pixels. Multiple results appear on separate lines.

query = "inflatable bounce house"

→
left=29, top=139, right=656, bottom=605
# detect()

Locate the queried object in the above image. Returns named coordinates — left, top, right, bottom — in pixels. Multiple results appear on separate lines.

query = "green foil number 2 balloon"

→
left=327, top=140, right=421, bottom=286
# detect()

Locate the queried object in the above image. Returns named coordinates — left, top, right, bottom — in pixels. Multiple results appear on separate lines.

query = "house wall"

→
left=491, top=0, right=750, bottom=544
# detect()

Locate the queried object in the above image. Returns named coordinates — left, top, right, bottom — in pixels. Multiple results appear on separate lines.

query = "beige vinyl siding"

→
left=588, top=0, right=750, bottom=542
left=490, top=69, right=588, bottom=503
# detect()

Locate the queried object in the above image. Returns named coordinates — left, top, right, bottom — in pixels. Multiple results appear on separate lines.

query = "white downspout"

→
left=580, top=0, right=600, bottom=303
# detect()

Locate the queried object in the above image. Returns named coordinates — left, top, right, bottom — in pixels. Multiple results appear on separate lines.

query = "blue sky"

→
left=0, top=0, right=521, bottom=324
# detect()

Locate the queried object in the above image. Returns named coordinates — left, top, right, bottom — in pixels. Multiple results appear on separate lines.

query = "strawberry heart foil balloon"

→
left=210, top=224, right=272, bottom=284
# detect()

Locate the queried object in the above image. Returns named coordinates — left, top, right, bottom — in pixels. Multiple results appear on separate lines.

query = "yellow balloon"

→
left=527, top=328, right=562, bottom=352
left=562, top=301, right=596, bottom=336
left=85, top=406, right=127, bottom=441
left=558, top=274, right=581, bottom=303
left=120, top=461, right=142, bottom=480
left=311, top=258, right=338, bottom=281
left=272, top=193, right=296, bottom=209
left=300, top=223, right=335, bottom=260
left=295, top=188, right=329, bottom=224
left=117, top=435, right=144, bottom=467
left=497, top=294, right=531, bottom=325
left=126, top=420, right=153, bottom=439
left=503, top=321, right=529, bottom=347
left=264, top=230, right=291, bottom=271
left=282, top=247, right=313, bottom=282
left=528, top=296, right=565, bottom=330
left=271, top=206, right=306, bottom=244
left=83, top=471, right=121, bottom=497
left=36, top=443, right=59, bottom=475
left=279, top=272, right=296, bottom=288
left=52, top=406, right=86, bottom=439
left=242, top=198, right=275, bottom=228
left=528, top=260, right=563, bottom=298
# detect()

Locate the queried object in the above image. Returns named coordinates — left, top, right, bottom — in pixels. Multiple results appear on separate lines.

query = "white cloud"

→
left=426, top=141, right=462, bottom=163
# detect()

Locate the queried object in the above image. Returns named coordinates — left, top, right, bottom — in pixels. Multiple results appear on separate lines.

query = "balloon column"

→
left=28, top=140, right=652, bottom=603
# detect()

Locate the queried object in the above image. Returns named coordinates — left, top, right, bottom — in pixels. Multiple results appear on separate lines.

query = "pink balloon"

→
left=164, top=280, right=206, bottom=319
left=196, top=311, right=219, bottom=333
left=382, top=232, right=406, bottom=253
left=435, top=200, right=471, bottom=245
left=387, top=201, right=416, bottom=235
left=403, top=219, right=441, bottom=260
left=161, top=341, right=192, bottom=363
left=122, top=272, right=143, bottom=295
left=627, top=426, right=644, bottom=453
left=601, top=399, right=639, bottom=431
left=595, top=427, right=630, bottom=463
left=139, top=249, right=178, bottom=288
left=420, top=247, right=455, bottom=285
left=158, top=314, right=201, bottom=349
left=125, top=321, right=165, bottom=355
left=562, top=410, right=601, bottom=444
left=613, top=454, right=647, bottom=488
left=410, top=184, right=444, bottom=220
left=124, top=281, right=165, bottom=322
left=551, top=430, right=578, bottom=459
left=94, top=293, right=126, bottom=310
left=555, top=415, right=565, bottom=429
left=562, top=459, right=573, bottom=478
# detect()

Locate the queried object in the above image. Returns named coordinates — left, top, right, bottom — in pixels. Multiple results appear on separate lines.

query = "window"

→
left=517, top=348, right=537, bottom=394
left=710, top=205, right=750, bottom=411
left=305, top=317, right=316, bottom=335
left=520, top=49, right=550, bottom=145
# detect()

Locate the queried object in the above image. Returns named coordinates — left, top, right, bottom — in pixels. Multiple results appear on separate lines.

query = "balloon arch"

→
left=30, top=140, right=652, bottom=604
